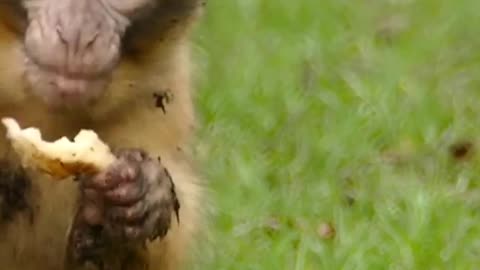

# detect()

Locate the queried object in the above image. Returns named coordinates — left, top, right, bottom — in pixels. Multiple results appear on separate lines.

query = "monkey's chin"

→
left=32, top=86, right=106, bottom=110
left=38, top=93, right=100, bottom=110
left=24, top=62, right=110, bottom=110
left=26, top=77, right=109, bottom=110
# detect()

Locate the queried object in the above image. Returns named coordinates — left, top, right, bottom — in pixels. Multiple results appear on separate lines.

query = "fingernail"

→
left=83, top=205, right=103, bottom=225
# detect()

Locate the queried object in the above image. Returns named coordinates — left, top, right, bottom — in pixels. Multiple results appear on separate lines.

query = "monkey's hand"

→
left=79, top=148, right=180, bottom=243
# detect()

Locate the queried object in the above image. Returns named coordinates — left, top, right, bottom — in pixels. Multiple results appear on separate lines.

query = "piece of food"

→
left=1, top=117, right=116, bottom=180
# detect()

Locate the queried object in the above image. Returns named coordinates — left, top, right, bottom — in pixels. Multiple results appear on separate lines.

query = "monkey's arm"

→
left=68, top=76, right=201, bottom=270
left=65, top=148, right=181, bottom=269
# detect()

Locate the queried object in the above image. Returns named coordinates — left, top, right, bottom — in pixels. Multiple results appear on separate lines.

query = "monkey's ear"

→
left=0, top=2, right=28, bottom=35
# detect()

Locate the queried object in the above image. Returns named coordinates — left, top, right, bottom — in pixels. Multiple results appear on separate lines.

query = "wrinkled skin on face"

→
left=14, top=0, right=158, bottom=107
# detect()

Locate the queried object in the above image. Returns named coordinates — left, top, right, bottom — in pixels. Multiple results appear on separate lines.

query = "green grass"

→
left=192, top=1, right=480, bottom=269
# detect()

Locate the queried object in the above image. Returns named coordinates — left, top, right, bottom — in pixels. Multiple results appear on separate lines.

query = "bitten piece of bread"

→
left=1, top=117, right=116, bottom=180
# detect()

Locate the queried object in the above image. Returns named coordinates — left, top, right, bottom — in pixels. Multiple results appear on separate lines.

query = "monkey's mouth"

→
left=24, top=60, right=111, bottom=108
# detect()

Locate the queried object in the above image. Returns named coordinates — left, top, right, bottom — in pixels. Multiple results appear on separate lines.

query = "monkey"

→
left=0, top=0, right=206, bottom=269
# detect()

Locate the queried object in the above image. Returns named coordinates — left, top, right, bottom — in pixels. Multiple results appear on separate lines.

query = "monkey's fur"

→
left=0, top=0, right=206, bottom=269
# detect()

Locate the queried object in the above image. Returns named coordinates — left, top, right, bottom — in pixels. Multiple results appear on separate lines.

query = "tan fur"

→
left=0, top=4, right=205, bottom=270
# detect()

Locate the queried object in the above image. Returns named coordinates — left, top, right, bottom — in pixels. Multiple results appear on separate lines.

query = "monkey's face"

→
left=1, top=0, right=156, bottom=108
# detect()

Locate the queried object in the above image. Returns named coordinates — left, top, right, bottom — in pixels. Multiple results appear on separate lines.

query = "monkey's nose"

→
left=55, top=21, right=99, bottom=53
left=53, top=76, right=88, bottom=97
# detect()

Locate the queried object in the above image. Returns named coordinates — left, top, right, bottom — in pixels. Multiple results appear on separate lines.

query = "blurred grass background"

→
left=191, top=0, right=480, bottom=269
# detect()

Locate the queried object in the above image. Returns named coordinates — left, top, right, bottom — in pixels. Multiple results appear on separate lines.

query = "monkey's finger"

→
left=111, top=204, right=171, bottom=242
left=82, top=203, right=104, bottom=225
left=107, top=200, right=148, bottom=222
left=123, top=225, right=145, bottom=241
left=84, top=160, right=138, bottom=190
left=82, top=170, right=115, bottom=190
left=139, top=156, right=164, bottom=185
left=104, top=222, right=145, bottom=242
left=81, top=188, right=105, bottom=224
left=143, top=204, right=172, bottom=241
left=122, top=217, right=164, bottom=242
left=104, top=180, right=147, bottom=205
left=114, top=148, right=147, bottom=163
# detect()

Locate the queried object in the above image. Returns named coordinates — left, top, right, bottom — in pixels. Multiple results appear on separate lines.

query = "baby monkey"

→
left=0, top=0, right=205, bottom=270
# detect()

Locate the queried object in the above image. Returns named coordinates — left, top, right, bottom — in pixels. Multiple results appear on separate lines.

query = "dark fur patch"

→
left=66, top=213, right=148, bottom=270
left=0, top=160, right=33, bottom=224
left=123, top=0, right=204, bottom=56
left=0, top=0, right=28, bottom=34
left=153, top=90, right=174, bottom=114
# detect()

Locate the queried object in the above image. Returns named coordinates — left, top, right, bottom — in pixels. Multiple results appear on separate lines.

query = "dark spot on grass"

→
left=375, top=14, right=410, bottom=45
left=263, top=216, right=282, bottom=233
left=345, top=195, right=356, bottom=206
left=300, top=59, right=317, bottom=92
left=449, top=140, right=474, bottom=161
left=317, top=222, right=336, bottom=240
